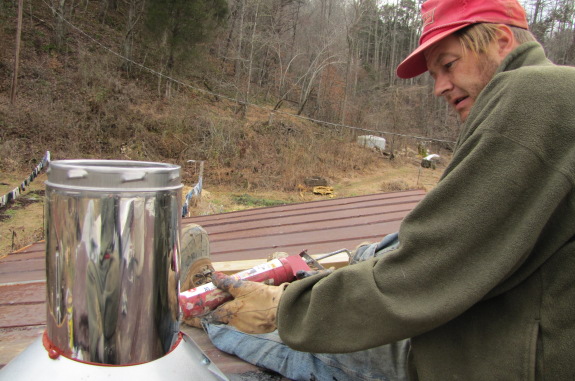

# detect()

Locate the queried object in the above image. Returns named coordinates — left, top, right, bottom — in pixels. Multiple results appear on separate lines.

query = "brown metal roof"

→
left=185, top=190, right=424, bottom=262
left=0, top=189, right=425, bottom=378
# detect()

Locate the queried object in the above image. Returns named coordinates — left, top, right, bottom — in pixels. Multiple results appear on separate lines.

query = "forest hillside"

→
left=1, top=0, right=573, bottom=189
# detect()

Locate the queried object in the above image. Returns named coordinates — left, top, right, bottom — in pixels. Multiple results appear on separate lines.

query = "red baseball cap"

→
left=396, top=0, right=529, bottom=79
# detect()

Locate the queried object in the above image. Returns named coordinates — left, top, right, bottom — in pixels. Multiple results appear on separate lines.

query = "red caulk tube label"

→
left=179, top=257, right=307, bottom=319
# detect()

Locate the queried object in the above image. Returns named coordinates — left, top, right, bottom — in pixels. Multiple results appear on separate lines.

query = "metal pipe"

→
left=44, top=160, right=182, bottom=365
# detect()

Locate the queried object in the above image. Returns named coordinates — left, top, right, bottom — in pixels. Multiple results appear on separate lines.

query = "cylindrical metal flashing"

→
left=44, top=160, right=182, bottom=365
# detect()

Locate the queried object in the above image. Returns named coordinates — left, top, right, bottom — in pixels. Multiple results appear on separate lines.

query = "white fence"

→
left=0, top=151, right=50, bottom=208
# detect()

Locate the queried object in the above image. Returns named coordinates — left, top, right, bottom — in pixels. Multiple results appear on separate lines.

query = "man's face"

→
left=425, top=34, right=502, bottom=122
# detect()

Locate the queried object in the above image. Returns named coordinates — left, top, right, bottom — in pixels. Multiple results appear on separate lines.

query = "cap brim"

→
left=396, top=23, right=471, bottom=79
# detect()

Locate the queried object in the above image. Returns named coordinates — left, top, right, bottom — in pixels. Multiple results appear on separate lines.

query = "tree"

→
left=49, top=0, right=70, bottom=49
left=121, top=0, right=145, bottom=73
left=523, top=0, right=575, bottom=65
left=545, top=0, right=575, bottom=65
left=143, top=0, right=228, bottom=94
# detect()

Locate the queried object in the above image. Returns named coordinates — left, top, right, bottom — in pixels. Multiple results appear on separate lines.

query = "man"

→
left=183, top=0, right=575, bottom=379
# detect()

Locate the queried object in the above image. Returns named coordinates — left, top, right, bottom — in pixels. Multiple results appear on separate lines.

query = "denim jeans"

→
left=203, top=233, right=410, bottom=381
left=205, top=324, right=409, bottom=381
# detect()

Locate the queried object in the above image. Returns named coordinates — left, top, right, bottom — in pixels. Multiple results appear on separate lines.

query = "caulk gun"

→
left=179, top=249, right=350, bottom=319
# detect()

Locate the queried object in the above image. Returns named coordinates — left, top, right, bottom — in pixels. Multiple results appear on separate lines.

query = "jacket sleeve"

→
left=276, top=66, right=574, bottom=353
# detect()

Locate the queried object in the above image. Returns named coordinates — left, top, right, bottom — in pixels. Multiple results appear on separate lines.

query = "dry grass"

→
left=0, top=173, right=46, bottom=259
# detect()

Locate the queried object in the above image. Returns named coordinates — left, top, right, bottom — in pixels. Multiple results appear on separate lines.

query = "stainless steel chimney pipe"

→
left=44, top=160, right=182, bottom=365
left=0, top=159, right=228, bottom=381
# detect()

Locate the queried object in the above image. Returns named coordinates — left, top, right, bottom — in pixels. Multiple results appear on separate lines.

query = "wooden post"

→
left=11, top=0, right=24, bottom=105
left=197, top=160, right=204, bottom=203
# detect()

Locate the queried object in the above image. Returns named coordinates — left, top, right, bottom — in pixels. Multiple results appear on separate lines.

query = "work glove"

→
left=186, top=272, right=288, bottom=334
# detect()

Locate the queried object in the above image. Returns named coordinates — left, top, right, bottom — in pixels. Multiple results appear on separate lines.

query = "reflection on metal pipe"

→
left=44, top=160, right=182, bottom=365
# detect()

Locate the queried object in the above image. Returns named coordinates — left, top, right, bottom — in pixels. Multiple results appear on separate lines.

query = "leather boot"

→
left=180, top=224, right=214, bottom=292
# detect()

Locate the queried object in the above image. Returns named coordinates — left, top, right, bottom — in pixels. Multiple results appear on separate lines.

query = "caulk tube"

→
left=179, top=255, right=310, bottom=319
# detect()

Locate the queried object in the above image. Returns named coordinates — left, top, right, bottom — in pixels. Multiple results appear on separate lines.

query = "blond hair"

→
left=455, top=23, right=536, bottom=55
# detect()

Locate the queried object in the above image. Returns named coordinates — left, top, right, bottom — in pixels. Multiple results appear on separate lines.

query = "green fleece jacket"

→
left=277, top=42, right=575, bottom=380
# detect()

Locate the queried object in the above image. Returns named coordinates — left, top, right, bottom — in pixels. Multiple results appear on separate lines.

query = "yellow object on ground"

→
left=313, top=186, right=334, bottom=196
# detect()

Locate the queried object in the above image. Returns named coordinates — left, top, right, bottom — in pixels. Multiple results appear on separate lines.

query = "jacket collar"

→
left=496, top=42, right=552, bottom=75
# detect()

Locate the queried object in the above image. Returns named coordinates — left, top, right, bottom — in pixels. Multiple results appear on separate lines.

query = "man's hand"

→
left=186, top=272, right=288, bottom=334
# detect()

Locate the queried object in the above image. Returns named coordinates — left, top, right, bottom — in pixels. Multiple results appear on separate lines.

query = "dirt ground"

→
left=0, top=155, right=446, bottom=259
